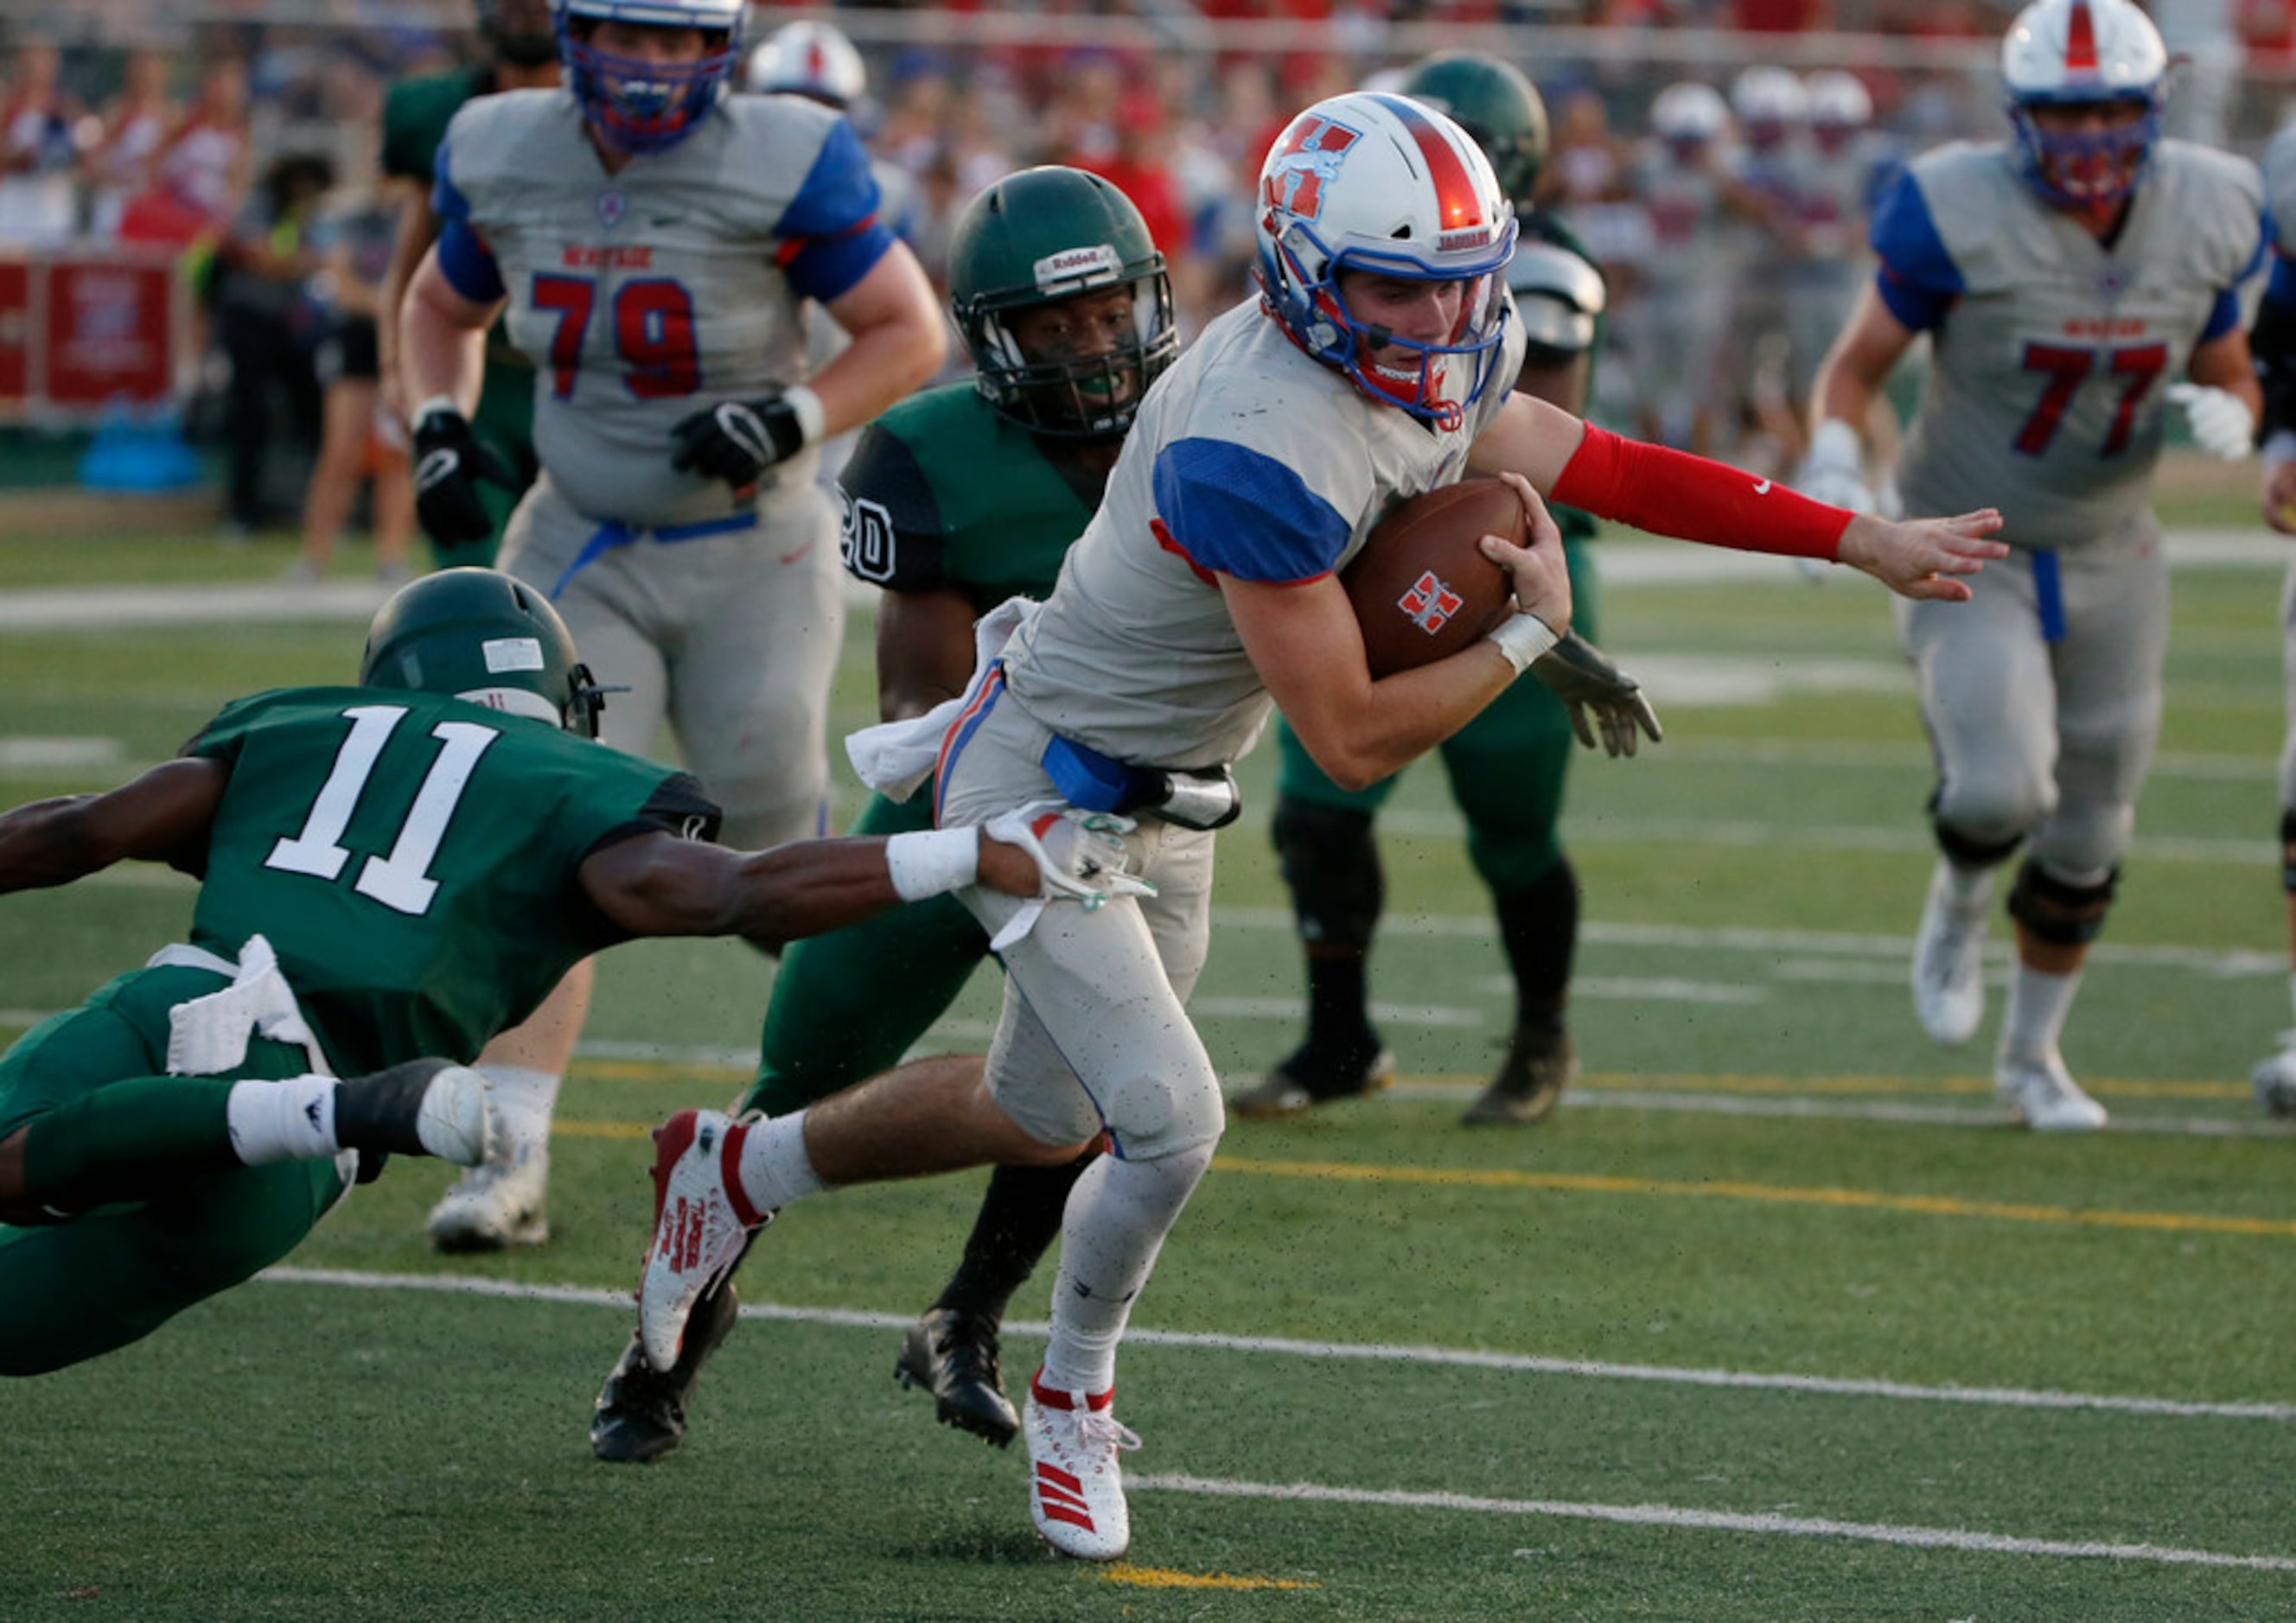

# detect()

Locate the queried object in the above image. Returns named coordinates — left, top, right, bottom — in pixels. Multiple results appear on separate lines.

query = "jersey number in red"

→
left=2013, top=341, right=2169, bottom=458
left=531, top=273, right=702, bottom=402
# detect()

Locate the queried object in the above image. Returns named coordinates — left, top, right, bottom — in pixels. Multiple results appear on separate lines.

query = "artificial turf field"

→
left=0, top=500, right=2291, bottom=1621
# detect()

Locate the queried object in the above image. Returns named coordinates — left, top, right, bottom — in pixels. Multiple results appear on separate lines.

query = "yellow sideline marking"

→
left=1212, top=1156, right=2296, bottom=1238
left=1098, top=1563, right=1317, bottom=1591
left=552, top=1116, right=2293, bottom=1237
left=564, top=1053, right=2251, bottom=1102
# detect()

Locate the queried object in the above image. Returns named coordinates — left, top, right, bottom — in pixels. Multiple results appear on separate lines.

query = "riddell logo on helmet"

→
left=1034, top=245, right=1121, bottom=290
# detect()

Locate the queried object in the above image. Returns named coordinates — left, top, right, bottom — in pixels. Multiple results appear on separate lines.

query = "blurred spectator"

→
left=291, top=175, right=411, bottom=582
left=212, top=150, right=330, bottom=535
left=0, top=40, right=86, bottom=246
left=123, top=58, right=251, bottom=248
left=87, top=48, right=175, bottom=241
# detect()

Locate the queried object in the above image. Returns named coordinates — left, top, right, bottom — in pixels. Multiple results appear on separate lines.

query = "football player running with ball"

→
left=0, top=571, right=1105, bottom=1378
left=398, top=0, right=946, bottom=1252
left=630, top=91, right=2002, bottom=1562
left=588, top=167, right=1179, bottom=1464
left=1798, top=0, right=2264, bottom=1130
left=1243, top=50, right=1657, bottom=1129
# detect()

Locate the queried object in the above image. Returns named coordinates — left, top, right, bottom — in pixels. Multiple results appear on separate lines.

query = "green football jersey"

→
left=183, top=687, right=718, bottom=1072
left=382, top=66, right=490, bottom=189
left=836, top=382, right=1101, bottom=612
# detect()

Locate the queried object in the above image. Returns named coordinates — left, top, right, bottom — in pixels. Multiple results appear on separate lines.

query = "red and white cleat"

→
left=1024, top=1371, right=1141, bottom=1562
left=637, top=1110, right=767, bottom=1372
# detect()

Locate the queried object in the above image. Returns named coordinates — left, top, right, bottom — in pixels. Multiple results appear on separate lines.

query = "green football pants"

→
left=0, top=966, right=346, bottom=1377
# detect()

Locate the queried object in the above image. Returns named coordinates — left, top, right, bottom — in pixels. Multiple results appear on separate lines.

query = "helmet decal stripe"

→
left=2063, top=0, right=2098, bottom=71
left=1381, top=94, right=1486, bottom=231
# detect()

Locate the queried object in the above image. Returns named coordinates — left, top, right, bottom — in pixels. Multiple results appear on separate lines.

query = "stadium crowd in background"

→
left=8, top=0, right=2284, bottom=519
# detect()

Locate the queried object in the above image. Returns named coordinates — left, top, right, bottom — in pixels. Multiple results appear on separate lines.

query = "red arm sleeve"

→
left=1547, top=423, right=1853, bottom=562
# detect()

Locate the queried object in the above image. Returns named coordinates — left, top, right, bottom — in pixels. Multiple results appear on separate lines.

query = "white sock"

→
left=734, top=1111, right=825, bottom=1212
left=1938, top=856, right=1993, bottom=914
left=225, top=1075, right=338, bottom=1165
left=2001, top=962, right=2082, bottom=1060
left=1040, top=1141, right=1216, bottom=1397
left=479, top=1065, right=559, bottom=1151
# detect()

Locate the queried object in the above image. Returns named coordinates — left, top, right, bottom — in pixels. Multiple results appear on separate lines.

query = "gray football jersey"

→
left=2264, top=123, right=2296, bottom=253
left=1888, top=139, right=2261, bottom=551
left=1001, top=296, right=1527, bottom=769
left=437, top=89, right=881, bottom=527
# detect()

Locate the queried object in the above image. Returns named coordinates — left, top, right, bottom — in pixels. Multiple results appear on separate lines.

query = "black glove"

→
left=668, top=391, right=811, bottom=491
left=1530, top=630, right=1664, bottom=759
left=411, top=403, right=515, bottom=547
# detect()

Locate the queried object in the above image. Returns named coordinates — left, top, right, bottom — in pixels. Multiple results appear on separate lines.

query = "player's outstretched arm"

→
left=0, top=758, right=227, bottom=894
left=577, top=823, right=1128, bottom=952
left=1468, top=391, right=2006, bottom=598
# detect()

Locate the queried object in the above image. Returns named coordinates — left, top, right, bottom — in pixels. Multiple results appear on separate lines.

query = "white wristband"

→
left=884, top=827, right=979, bottom=901
left=783, top=384, right=826, bottom=448
left=2265, top=429, right=2296, bottom=472
left=1486, top=612, right=1561, bottom=675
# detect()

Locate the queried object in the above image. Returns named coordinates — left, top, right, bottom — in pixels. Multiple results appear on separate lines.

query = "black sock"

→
left=934, top=1149, right=1099, bottom=1322
left=1304, top=947, right=1377, bottom=1055
left=1495, top=858, right=1580, bottom=1035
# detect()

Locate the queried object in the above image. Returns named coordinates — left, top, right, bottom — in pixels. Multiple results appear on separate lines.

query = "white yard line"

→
left=1127, top=1474, right=2296, bottom=1572
left=256, top=1265, right=2296, bottom=1423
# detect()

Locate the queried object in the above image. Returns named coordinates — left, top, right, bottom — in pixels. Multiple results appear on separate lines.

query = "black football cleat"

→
left=1230, top=1039, right=1397, bottom=1119
left=895, top=1307, right=1019, bottom=1448
left=1461, top=1023, right=1578, bottom=1127
left=590, top=1270, right=743, bottom=1464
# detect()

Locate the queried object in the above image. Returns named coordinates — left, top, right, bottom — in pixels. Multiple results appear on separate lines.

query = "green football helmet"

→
left=946, top=165, right=1177, bottom=440
left=360, top=568, right=606, bottom=737
left=1396, top=52, right=1549, bottom=212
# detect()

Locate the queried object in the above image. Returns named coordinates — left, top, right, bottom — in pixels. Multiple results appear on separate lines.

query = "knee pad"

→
left=2280, top=810, right=2296, bottom=895
left=1929, top=792, right=2025, bottom=872
left=1272, top=796, right=1381, bottom=952
left=2006, top=858, right=2118, bottom=947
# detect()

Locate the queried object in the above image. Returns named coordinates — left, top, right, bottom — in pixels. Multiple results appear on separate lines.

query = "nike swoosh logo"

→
left=1752, top=478, right=1772, bottom=495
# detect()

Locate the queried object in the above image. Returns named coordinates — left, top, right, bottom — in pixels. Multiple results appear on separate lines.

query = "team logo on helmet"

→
left=1260, top=116, right=1361, bottom=224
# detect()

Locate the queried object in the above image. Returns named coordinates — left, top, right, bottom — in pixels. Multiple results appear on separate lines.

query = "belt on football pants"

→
left=1040, top=733, right=1241, bottom=831
left=547, top=509, right=761, bottom=600
left=2029, top=546, right=2067, bottom=644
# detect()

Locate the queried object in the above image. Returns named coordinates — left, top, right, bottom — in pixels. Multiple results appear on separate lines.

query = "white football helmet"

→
left=1652, top=80, right=1729, bottom=145
left=1999, top=0, right=2166, bottom=212
left=1731, top=66, right=1808, bottom=148
left=553, top=0, right=746, bottom=155
left=1803, top=69, right=1873, bottom=131
left=745, top=20, right=866, bottom=108
left=1254, top=91, right=1518, bottom=430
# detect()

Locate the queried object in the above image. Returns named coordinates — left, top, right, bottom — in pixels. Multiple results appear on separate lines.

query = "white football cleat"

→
left=426, top=1133, right=550, bottom=1252
left=1024, top=1372, right=1141, bottom=1562
left=2250, top=1036, right=2296, bottom=1117
left=639, top=1110, right=768, bottom=1373
left=1910, top=860, right=1992, bottom=1046
left=1995, top=1047, right=2108, bottom=1132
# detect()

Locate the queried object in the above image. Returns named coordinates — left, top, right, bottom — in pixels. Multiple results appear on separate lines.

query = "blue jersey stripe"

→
left=775, top=118, right=892, bottom=303
left=1151, top=437, right=1354, bottom=584
left=1868, top=169, right=1962, bottom=333
left=436, top=215, right=506, bottom=303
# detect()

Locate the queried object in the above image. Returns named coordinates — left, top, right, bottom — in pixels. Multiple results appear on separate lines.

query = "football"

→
left=1341, top=477, right=1522, bottom=678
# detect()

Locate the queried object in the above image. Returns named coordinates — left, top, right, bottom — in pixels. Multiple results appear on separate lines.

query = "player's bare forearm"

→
left=815, top=246, right=947, bottom=437
left=876, top=587, right=979, bottom=722
left=2188, top=328, right=2263, bottom=420
left=0, top=759, right=226, bottom=894
left=1810, top=283, right=1915, bottom=436
left=399, top=248, right=500, bottom=415
left=1229, top=573, right=1518, bottom=792
left=375, top=179, right=437, bottom=413
left=579, top=830, right=1038, bottom=949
